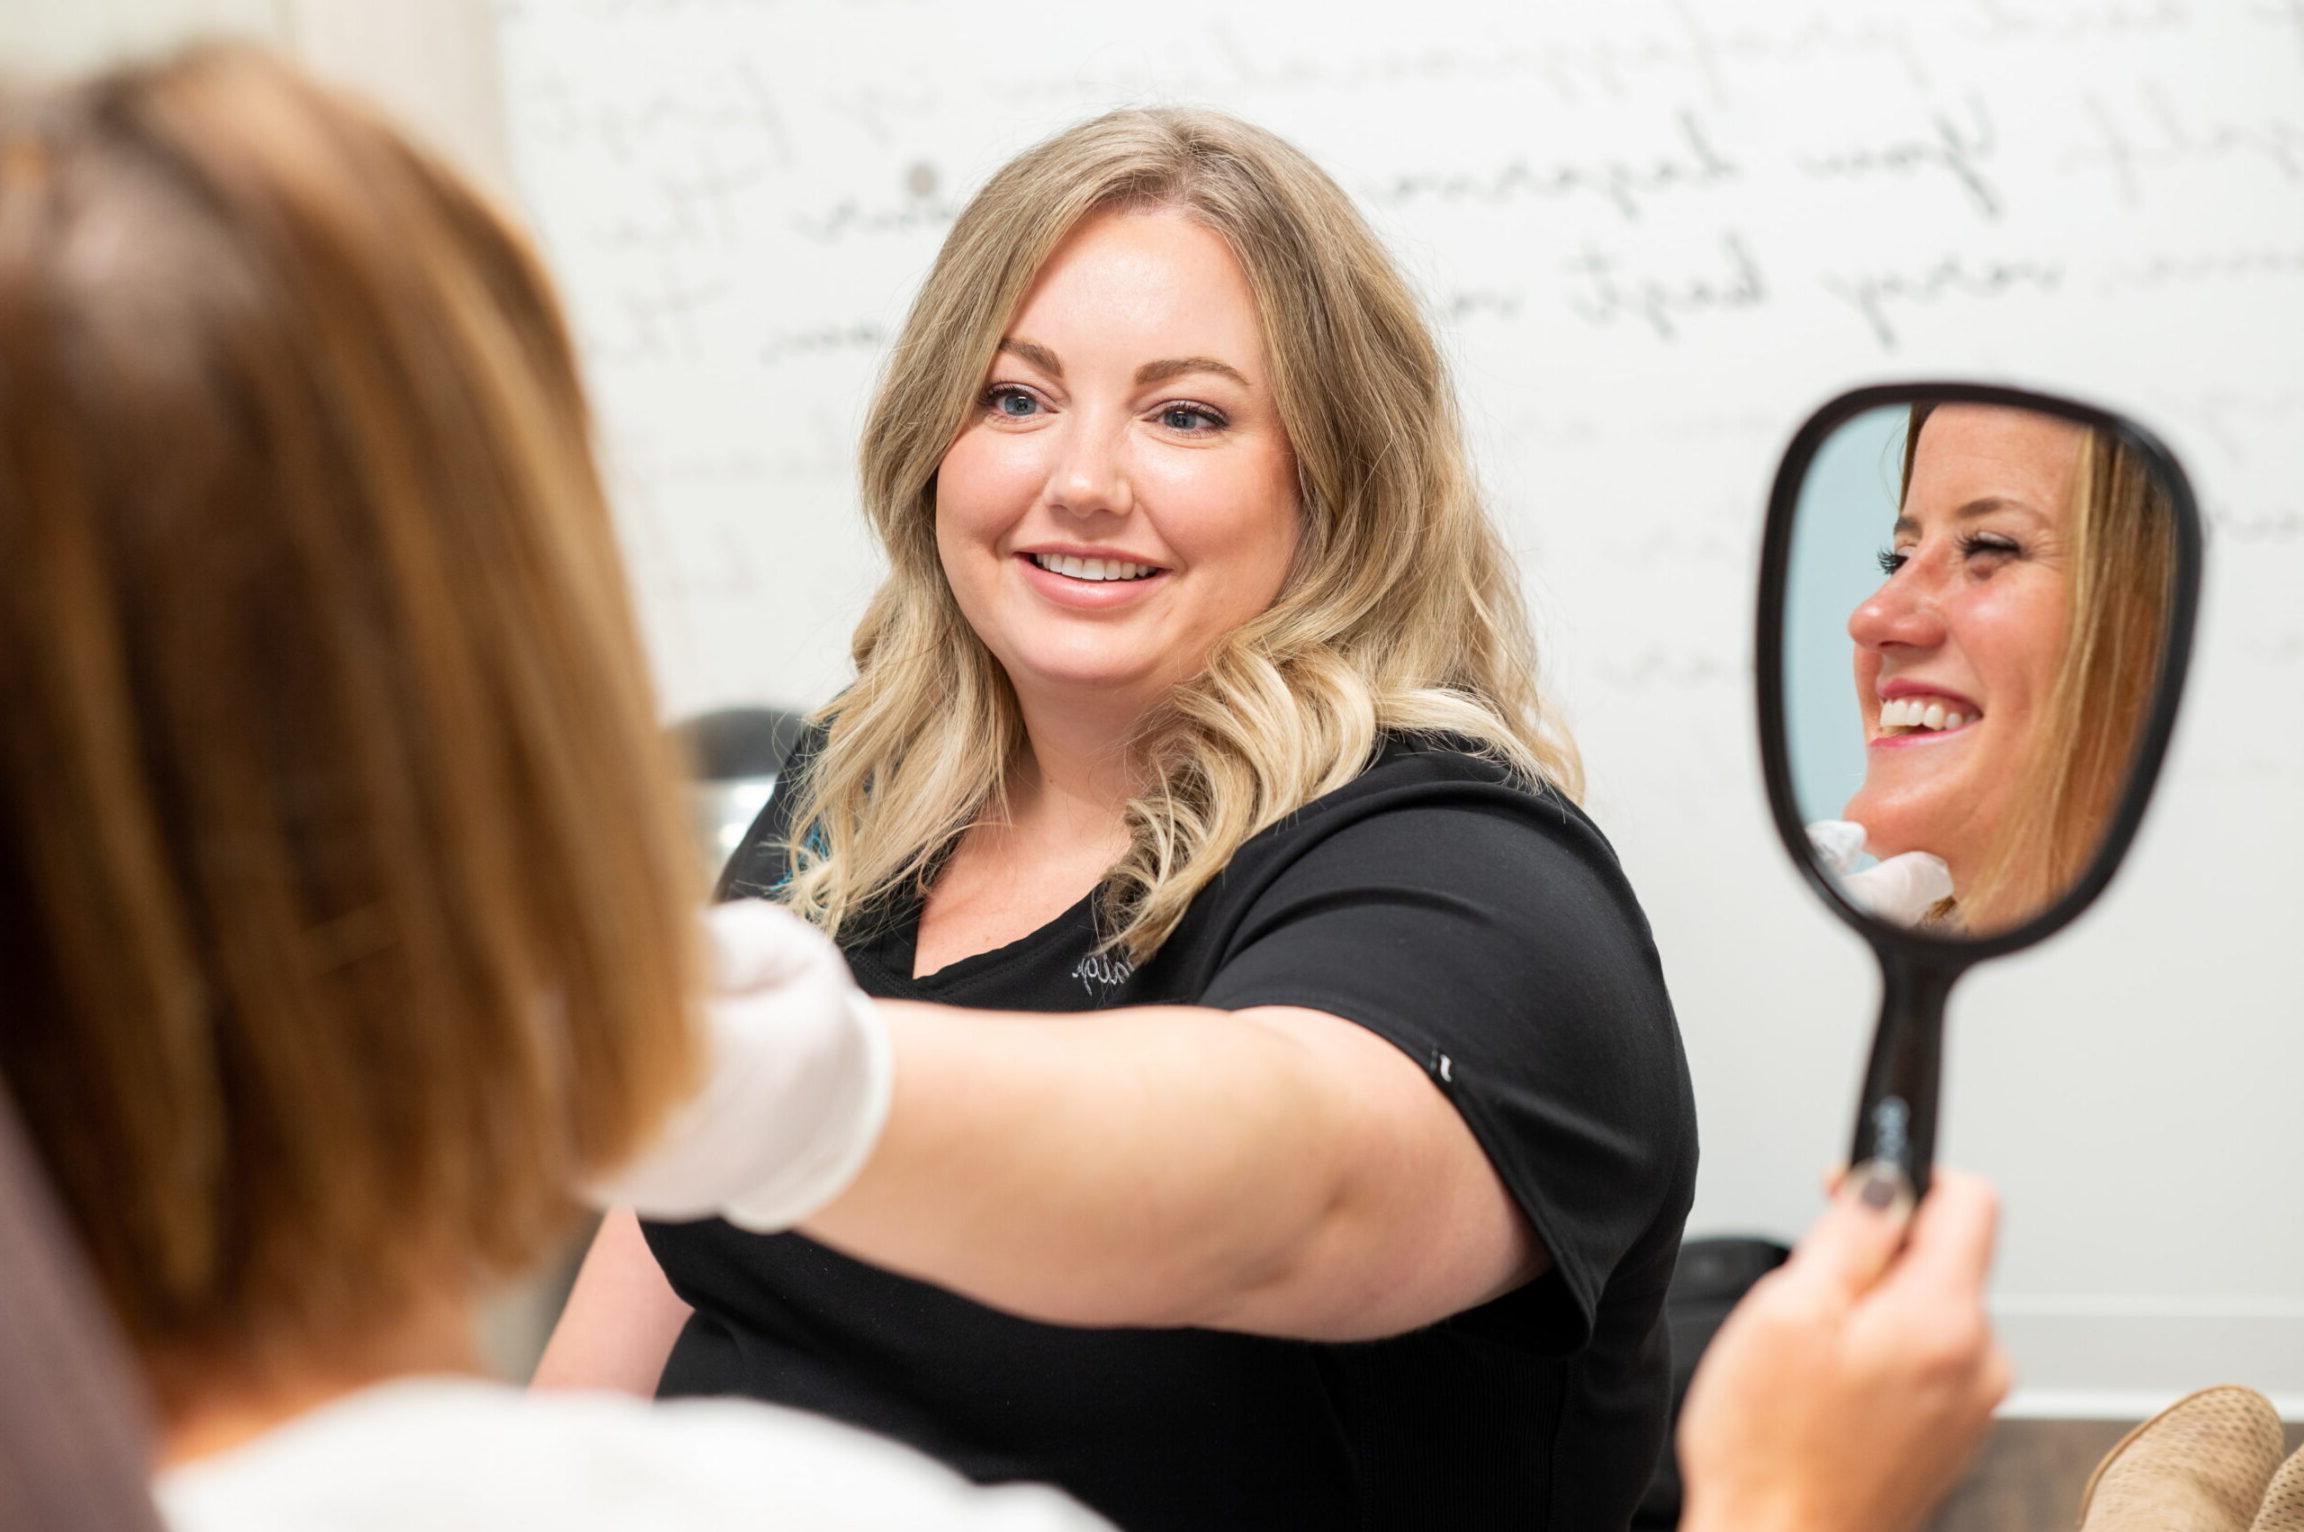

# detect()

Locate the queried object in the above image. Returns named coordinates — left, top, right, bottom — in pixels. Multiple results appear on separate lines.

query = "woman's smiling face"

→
left=933, top=209, right=1301, bottom=722
left=1843, top=404, right=2085, bottom=883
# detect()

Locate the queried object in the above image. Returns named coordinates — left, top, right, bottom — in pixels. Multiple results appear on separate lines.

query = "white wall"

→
left=5, top=0, right=508, bottom=193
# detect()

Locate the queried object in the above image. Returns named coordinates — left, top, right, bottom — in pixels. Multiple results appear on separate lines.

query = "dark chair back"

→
left=0, top=1082, right=166, bottom=1530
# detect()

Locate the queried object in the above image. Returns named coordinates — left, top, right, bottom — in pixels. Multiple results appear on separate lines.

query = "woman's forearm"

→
left=799, top=1000, right=1354, bottom=1331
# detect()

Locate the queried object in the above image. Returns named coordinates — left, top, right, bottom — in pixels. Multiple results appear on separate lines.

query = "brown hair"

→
left=784, top=107, right=1581, bottom=962
left=1900, top=403, right=2175, bottom=930
left=0, top=47, right=699, bottom=1404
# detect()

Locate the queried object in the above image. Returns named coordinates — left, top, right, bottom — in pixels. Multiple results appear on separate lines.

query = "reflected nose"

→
left=1044, top=416, right=1132, bottom=522
left=1848, top=566, right=1947, bottom=652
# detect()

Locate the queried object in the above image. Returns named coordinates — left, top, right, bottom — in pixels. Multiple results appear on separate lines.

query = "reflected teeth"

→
left=1030, top=552, right=1160, bottom=582
left=1877, top=696, right=1976, bottom=735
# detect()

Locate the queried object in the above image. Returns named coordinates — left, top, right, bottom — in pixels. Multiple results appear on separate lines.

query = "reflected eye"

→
left=1156, top=402, right=1227, bottom=434
left=984, top=384, right=1042, bottom=420
left=1959, top=531, right=2022, bottom=571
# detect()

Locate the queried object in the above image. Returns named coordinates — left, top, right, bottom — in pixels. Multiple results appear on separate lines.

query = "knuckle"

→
left=1979, top=1344, right=2016, bottom=1404
left=1915, top=1316, right=1991, bottom=1379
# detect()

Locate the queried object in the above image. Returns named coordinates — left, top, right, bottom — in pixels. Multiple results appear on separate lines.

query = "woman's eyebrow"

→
left=1134, top=355, right=1251, bottom=389
left=1891, top=495, right=2047, bottom=538
left=996, top=338, right=1063, bottom=377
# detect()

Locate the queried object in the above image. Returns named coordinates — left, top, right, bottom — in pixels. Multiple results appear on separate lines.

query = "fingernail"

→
left=1851, top=1160, right=1913, bottom=1217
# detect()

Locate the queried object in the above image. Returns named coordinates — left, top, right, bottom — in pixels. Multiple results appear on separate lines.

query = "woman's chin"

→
left=1840, top=790, right=1939, bottom=864
left=1006, top=653, right=1171, bottom=706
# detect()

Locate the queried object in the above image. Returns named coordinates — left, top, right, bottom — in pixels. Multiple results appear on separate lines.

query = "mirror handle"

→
left=1847, top=951, right=1959, bottom=1202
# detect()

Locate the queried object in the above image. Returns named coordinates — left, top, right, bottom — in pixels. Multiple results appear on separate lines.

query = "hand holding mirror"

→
left=1756, top=384, right=2202, bottom=1200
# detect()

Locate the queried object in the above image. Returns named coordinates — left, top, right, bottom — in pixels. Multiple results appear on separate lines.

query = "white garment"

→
left=157, top=1377, right=1109, bottom=1532
left=1805, top=820, right=1954, bottom=927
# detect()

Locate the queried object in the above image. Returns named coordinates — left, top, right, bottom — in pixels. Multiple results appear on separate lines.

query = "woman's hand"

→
left=1676, top=1168, right=2010, bottom=1532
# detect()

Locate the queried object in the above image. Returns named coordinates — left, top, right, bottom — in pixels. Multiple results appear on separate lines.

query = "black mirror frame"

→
left=1757, top=382, right=2204, bottom=1197
left=1756, top=380, right=2204, bottom=965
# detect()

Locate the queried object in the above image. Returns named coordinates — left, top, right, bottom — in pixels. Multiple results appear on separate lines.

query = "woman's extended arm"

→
left=570, top=899, right=1546, bottom=1350
left=530, top=1209, right=692, bottom=1395
left=801, top=999, right=1545, bottom=1342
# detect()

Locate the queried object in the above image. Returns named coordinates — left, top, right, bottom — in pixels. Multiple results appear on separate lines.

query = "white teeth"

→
left=1877, top=695, right=1978, bottom=735
left=1032, top=553, right=1158, bottom=582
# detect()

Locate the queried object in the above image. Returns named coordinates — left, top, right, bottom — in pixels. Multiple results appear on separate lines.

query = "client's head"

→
left=1843, top=403, right=2174, bottom=931
left=0, top=47, right=699, bottom=1413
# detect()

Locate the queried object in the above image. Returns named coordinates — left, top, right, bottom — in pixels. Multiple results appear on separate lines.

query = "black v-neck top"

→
left=647, top=733, right=1697, bottom=1531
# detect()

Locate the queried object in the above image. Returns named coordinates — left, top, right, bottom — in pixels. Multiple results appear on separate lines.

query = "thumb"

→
left=1779, top=1161, right=1915, bottom=1301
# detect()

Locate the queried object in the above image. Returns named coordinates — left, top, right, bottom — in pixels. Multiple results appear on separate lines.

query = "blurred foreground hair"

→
left=0, top=46, right=698, bottom=1404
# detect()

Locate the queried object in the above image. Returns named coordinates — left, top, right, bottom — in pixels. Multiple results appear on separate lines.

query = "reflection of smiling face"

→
left=933, top=209, right=1300, bottom=726
left=1843, top=405, right=2084, bottom=886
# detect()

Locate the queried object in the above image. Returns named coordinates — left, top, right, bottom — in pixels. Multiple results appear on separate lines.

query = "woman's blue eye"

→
left=1159, top=403, right=1226, bottom=432
left=985, top=385, right=1039, bottom=418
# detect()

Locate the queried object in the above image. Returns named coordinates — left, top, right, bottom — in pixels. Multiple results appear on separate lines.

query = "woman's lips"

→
left=1869, top=725, right=1977, bottom=751
left=1016, top=553, right=1170, bottom=610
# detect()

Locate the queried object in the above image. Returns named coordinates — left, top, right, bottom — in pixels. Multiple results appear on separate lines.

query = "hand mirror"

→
left=1757, top=383, right=2202, bottom=1198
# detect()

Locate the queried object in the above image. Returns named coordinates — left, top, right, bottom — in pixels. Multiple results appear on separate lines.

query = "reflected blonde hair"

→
left=0, top=49, right=698, bottom=1402
left=782, top=108, right=1580, bottom=962
left=1901, top=406, right=2176, bottom=932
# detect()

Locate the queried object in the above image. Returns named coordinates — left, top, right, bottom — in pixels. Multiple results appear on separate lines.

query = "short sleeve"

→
left=1197, top=780, right=1694, bottom=1351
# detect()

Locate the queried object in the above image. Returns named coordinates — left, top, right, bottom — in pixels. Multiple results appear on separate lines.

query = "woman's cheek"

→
left=1960, top=573, right=2072, bottom=703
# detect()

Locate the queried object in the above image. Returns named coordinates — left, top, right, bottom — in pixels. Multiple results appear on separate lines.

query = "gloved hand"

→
left=1806, top=821, right=1953, bottom=927
left=587, top=898, right=891, bottom=1232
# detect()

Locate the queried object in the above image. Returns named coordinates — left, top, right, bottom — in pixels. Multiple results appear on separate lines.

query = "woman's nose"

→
left=1848, top=569, right=1947, bottom=652
left=1044, top=417, right=1132, bottom=522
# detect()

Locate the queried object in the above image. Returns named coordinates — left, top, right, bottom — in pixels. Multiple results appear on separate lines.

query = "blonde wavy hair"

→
left=783, top=107, right=1581, bottom=962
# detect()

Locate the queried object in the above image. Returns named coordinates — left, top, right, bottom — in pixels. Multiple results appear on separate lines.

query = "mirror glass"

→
left=1776, top=396, right=2184, bottom=940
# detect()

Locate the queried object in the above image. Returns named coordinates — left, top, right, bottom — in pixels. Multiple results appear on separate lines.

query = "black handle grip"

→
left=1847, top=953, right=1957, bottom=1202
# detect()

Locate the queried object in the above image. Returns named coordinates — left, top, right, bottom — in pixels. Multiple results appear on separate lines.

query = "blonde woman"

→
left=1840, top=403, right=2178, bottom=932
left=543, top=109, right=1699, bottom=1528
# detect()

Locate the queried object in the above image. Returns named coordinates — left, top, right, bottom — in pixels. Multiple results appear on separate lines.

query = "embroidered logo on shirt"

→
left=1070, top=951, right=1135, bottom=997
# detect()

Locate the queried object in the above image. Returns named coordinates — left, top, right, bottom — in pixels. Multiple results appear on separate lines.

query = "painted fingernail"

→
left=1851, top=1160, right=1913, bottom=1216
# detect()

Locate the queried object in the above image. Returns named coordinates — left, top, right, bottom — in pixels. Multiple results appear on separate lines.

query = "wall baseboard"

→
left=2004, top=1389, right=2304, bottom=1422
left=1994, top=1301, right=2304, bottom=1419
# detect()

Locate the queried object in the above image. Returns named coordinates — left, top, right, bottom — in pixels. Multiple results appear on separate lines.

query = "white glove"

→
left=1806, top=820, right=1954, bottom=927
left=588, top=899, right=891, bottom=1232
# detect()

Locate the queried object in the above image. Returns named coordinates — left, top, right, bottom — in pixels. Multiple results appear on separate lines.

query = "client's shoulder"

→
left=159, top=1378, right=1105, bottom=1531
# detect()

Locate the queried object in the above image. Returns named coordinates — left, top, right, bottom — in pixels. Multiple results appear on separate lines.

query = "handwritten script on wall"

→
left=496, top=0, right=2303, bottom=747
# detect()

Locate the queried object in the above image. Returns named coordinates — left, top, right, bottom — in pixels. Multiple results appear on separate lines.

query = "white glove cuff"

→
left=589, top=901, right=893, bottom=1232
